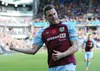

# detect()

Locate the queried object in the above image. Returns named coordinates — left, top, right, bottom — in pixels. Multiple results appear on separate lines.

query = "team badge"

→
left=59, top=27, right=64, bottom=32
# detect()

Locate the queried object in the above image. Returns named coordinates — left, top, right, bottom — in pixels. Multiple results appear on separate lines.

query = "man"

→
left=10, top=5, right=79, bottom=71
left=82, top=34, right=96, bottom=71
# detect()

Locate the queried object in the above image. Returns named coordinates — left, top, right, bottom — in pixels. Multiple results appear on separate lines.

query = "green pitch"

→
left=0, top=49, right=100, bottom=71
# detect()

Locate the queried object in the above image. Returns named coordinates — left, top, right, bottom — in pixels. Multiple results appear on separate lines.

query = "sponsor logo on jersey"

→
left=47, top=33, right=66, bottom=41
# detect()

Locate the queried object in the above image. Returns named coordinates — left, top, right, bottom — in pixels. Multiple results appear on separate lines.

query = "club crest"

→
left=59, top=27, right=64, bottom=32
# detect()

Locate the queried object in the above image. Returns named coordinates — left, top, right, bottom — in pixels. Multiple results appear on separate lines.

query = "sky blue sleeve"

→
left=92, top=40, right=96, bottom=47
left=32, top=28, right=44, bottom=47
left=83, top=40, right=87, bottom=48
left=64, top=22, right=78, bottom=41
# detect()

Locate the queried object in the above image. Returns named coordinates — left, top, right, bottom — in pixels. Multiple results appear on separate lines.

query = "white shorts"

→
left=84, top=51, right=93, bottom=59
left=48, top=63, right=76, bottom=71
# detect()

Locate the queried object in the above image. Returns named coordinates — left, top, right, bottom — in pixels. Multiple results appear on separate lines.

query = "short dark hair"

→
left=43, top=5, right=54, bottom=16
left=88, top=34, right=92, bottom=38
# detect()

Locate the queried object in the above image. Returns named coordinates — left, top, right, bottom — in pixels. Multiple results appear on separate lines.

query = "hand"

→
left=9, top=44, right=14, bottom=50
left=90, top=49, right=93, bottom=51
left=52, top=50, right=64, bottom=61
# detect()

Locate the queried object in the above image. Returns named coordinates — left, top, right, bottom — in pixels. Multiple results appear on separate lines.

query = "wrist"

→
left=62, top=52, right=67, bottom=58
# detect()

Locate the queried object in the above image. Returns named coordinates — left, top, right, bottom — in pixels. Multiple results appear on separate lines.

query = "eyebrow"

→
left=48, top=14, right=52, bottom=17
left=48, top=13, right=55, bottom=17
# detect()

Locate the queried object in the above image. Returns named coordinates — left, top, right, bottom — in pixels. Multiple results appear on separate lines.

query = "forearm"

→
left=91, top=47, right=94, bottom=51
left=82, top=46, right=85, bottom=52
left=62, top=41, right=79, bottom=57
left=10, top=45, right=40, bottom=55
left=10, top=47, right=34, bottom=54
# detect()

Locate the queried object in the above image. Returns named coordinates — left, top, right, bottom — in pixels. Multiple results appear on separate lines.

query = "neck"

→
left=88, top=39, right=92, bottom=41
left=50, top=19, right=60, bottom=25
left=50, top=21, right=61, bottom=26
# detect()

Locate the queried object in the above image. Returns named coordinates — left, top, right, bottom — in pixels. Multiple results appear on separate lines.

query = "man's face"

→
left=45, top=8, right=59, bottom=24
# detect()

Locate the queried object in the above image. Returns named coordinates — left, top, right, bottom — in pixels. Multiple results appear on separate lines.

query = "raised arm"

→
left=10, top=28, right=45, bottom=55
left=10, top=44, right=41, bottom=55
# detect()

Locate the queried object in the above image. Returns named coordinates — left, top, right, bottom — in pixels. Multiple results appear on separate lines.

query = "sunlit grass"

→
left=0, top=49, right=100, bottom=71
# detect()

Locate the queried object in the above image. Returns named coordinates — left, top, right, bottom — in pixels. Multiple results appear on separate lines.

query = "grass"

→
left=0, top=51, right=48, bottom=71
left=0, top=49, right=100, bottom=71
left=76, top=49, right=100, bottom=71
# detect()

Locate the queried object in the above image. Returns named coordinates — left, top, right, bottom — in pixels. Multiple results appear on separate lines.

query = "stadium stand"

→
left=0, top=0, right=100, bottom=54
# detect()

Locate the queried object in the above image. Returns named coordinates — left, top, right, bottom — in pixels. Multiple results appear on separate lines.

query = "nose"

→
left=52, top=15, right=55, bottom=19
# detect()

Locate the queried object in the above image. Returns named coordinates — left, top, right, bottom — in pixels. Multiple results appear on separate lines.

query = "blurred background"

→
left=0, top=0, right=100, bottom=71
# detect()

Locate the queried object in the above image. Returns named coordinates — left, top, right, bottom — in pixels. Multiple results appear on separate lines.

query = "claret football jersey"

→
left=33, top=22, right=78, bottom=67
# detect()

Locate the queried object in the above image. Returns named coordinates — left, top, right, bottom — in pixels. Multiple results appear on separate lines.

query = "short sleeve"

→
left=32, top=28, right=44, bottom=47
left=92, top=40, right=96, bottom=47
left=83, top=40, right=87, bottom=47
left=64, top=22, right=78, bottom=41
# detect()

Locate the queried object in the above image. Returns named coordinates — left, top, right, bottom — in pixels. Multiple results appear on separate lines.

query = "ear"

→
left=44, top=16, right=46, bottom=19
left=43, top=15, right=46, bottom=19
left=44, top=16, right=48, bottom=21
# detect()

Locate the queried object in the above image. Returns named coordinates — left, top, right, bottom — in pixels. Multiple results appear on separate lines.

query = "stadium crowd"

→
left=0, top=0, right=100, bottom=54
left=0, top=32, right=32, bottom=54
left=34, top=0, right=100, bottom=22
